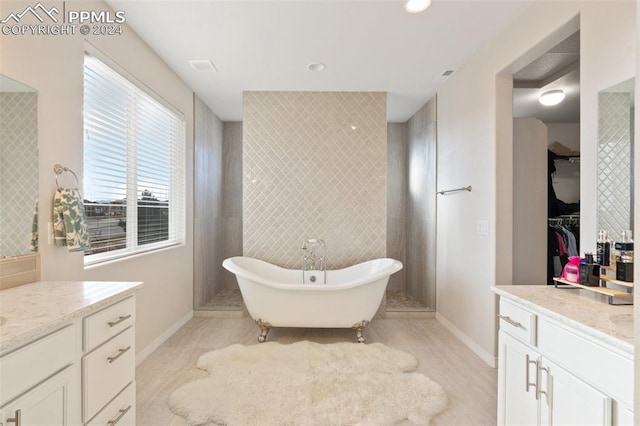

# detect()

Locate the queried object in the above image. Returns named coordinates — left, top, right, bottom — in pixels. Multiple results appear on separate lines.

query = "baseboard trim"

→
left=194, top=309, right=247, bottom=318
left=436, top=312, right=497, bottom=368
left=136, top=310, right=193, bottom=366
left=384, top=310, right=436, bottom=319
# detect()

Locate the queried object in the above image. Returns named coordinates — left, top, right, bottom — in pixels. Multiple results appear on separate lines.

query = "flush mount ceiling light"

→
left=405, top=0, right=432, bottom=13
left=308, top=62, right=326, bottom=72
left=188, top=59, right=218, bottom=72
left=539, top=89, right=565, bottom=106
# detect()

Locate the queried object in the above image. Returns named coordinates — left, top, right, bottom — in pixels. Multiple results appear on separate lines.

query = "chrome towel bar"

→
left=437, top=185, right=472, bottom=195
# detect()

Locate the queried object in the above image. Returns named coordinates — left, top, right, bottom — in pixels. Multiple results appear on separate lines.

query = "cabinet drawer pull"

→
left=107, top=405, right=132, bottom=426
left=108, top=315, right=132, bottom=327
left=107, top=346, right=131, bottom=363
left=538, top=365, right=551, bottom=405
left=525, top=354, right=538, bottom=395
left=7, top=409, right=21, bottom=426
left=498, top=314, right=523, bottom=328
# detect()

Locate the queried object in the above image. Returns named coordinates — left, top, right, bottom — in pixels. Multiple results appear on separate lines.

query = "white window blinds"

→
left=83, top=53, right=185, bottom=264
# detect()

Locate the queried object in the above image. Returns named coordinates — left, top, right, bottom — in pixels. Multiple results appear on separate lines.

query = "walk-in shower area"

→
left=193, top=93, right=437, bottom=317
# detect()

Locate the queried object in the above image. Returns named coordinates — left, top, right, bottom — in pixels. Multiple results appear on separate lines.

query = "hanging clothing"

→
left=548, top=226, right=560, bottom=284
left=53, top=188, right=91, bottom=252
left=547, top=221, right=580, bottom=284
left=558, top=226, right=579, bottom=257
left=548, top=151, right=560, bottom=218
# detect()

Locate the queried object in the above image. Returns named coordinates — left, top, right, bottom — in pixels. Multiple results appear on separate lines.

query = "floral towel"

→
left=30, top=201, right=38, bottom=252
left=53, top=188, right=91, bottom=252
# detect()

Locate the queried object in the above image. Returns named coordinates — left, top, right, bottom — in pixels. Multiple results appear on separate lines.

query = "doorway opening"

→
left=512, top=30, right=581, bottom=285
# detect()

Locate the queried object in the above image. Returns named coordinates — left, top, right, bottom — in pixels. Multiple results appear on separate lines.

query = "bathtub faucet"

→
left=301, top=239, right=326, bottom=272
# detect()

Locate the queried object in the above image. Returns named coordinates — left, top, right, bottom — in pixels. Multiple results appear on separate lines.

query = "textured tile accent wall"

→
left=597, top=92, right=632, bottom=242
left=0, top=92, right=38, bottom=257
left=243, top=92, right=387, bottom=269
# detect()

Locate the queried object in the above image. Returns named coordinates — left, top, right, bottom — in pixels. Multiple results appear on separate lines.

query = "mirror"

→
left=0, top=74, right=39, bottom=257
left=597, top=78, right=635, bottom=243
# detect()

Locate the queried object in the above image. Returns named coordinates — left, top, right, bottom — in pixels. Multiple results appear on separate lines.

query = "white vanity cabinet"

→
left=497, top=295, right=634, bottom=426
left=0, top=324, right=82, bottom=425
left=82, top=296, right=136, bottom=425
left=0, top=364, right=81, bottom=426
left=0, top=281, right=141, bottom=426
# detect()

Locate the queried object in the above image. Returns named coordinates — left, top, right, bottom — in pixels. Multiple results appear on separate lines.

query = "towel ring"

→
left=53, top=164, right=80, bottom=190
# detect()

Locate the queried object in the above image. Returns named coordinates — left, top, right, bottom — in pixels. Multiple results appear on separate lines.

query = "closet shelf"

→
left=553, top=156, right=580, bottom=163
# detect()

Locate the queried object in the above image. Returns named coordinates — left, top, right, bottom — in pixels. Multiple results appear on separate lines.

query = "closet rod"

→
left=437, top=185, right=472, bottom=195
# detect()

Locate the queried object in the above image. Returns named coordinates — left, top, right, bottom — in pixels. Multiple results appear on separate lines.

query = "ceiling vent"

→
left=441, top=69, right=455, bottom=77
left=188, top=59, right=218, bottom=72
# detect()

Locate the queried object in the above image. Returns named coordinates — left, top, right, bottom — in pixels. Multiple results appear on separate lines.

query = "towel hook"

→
left=53, top=164, right=80, bottom=190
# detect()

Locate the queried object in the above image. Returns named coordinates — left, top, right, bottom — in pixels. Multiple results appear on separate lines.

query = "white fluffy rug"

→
left=168, top=341, right=448, bottom=425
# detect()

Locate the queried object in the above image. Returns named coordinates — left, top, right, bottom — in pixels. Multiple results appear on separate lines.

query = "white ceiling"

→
left=512, top=31, right=580, bottom=124
left=107, top=0, right=534, bottom=122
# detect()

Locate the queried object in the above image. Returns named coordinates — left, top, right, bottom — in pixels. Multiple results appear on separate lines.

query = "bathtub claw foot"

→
left=256, top=319, right=272, bottom=343
left=351, top=320, right=369, bottom=344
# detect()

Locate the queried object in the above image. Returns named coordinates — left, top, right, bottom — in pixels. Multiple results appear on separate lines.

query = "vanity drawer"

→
left=538, top=317, right=633, bottom=408
left=0, top=323, right=77, bottom=406
left=83, top=326, right=135, bottom=422
left=84, top=296, right=135, bottom=353
left=86, top=381, right=136, bottom=426
left=498, top=299, right=537, bottom=346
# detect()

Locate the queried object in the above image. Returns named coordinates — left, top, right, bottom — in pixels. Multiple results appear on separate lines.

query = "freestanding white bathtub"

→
left=222, top=256, right=403, bottom=343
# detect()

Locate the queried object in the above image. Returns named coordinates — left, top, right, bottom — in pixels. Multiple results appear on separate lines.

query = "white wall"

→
left=513, top=118, right=547, bottom=285
left=436, top=0, right=635, bottom=365
left=0, top=0, right=195, bottom=358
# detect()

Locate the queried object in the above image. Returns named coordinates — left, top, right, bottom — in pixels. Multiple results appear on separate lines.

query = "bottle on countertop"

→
left=579, top=252, right=600, bottom=286
left=596, top=230, right=611, bottom=266
left=615, top=230, right=634, bottom=282
left=619, top=230, right=634, bottom=262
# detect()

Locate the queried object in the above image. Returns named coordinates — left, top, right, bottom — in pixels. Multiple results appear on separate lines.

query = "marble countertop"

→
left=492, top=285, right=633, bottom=355
left=0, top=281, right=143, bottom=353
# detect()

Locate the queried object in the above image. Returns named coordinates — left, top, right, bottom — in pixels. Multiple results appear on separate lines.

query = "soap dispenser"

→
left=596, top=230, right=611, bottom=266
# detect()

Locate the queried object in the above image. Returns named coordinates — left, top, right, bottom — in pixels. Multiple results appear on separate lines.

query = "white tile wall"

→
left=597, top=92, right=632, bottom=242
left=243, top=92, right=387, bottom=269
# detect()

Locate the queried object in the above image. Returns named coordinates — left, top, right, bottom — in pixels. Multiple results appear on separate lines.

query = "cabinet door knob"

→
left=107, top=346, right=131, bottom=363
left=7, top=409, right=21, bottom=426
left=498, top=314, right=523, bottom=328
left=108, top=314, right=132, bottom=327
left=107, top=405, right=132, bottom=425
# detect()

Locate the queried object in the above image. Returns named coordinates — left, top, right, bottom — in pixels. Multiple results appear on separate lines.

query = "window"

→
left=83, top=53, right=185, bottom=264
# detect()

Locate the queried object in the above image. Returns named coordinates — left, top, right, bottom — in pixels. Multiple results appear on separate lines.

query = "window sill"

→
left=83, top=242, right=184, bottom=269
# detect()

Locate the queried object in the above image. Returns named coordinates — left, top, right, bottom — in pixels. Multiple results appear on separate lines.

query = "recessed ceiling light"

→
left=405, top=0, right=432, bottom=13
left=188, top=59, right=218, bottom=72
left=308, top=63, right=326, bottom=72
left=539, top=89, right=565, bottom=106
